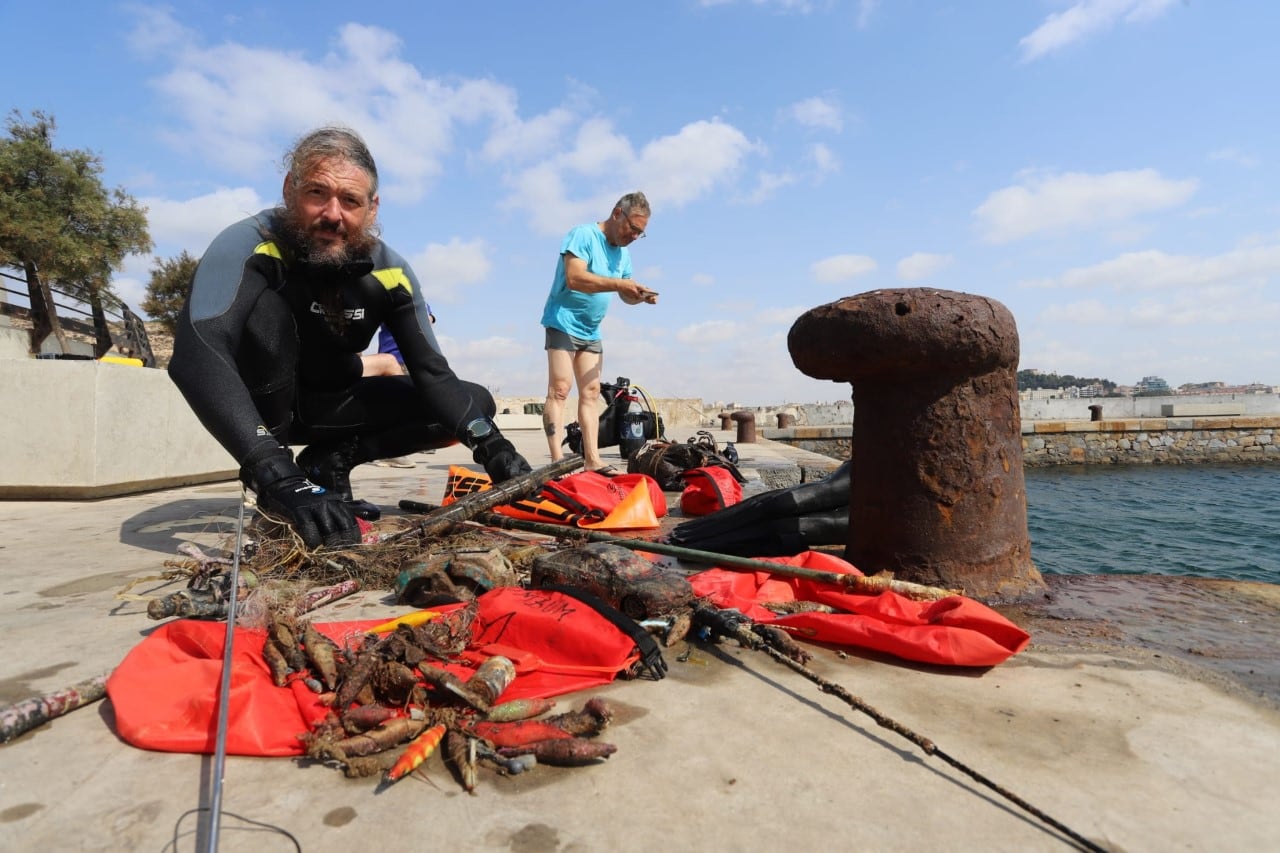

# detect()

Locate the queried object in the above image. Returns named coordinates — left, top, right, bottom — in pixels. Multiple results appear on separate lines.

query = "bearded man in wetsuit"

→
left=169, top=126, right=531, bottom=548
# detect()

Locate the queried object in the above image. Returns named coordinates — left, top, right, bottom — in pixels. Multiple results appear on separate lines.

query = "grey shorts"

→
left=544, top=327, right=603, bottom=354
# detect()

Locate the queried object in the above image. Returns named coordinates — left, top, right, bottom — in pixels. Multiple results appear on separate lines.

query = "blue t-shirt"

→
left=377, top=303, right=432, bottom=364
left=377, top=326, right=403, bottom=364
left=539, top=224, right=632, bottom=340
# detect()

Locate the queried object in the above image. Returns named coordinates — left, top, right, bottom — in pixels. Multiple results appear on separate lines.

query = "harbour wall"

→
left=697, top=393, right=1280, bottom=429
left=762, top=417, right=1280, bottom=466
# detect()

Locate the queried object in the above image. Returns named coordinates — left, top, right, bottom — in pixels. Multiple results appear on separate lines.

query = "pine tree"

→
left=142, top=251, right=199, bottom=334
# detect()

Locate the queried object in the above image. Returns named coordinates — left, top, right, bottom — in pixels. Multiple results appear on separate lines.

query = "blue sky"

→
left=3, top=1, right=1278, bottom=405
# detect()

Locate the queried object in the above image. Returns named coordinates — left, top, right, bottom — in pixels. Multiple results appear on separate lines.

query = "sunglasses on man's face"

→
left=617, top=212, right=646, bottom=238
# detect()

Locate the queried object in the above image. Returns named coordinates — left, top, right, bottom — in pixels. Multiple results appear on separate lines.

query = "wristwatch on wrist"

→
left=463, top=417, right=495, bottom=447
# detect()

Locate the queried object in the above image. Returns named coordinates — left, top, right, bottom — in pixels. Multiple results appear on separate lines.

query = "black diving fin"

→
left=668, top=507, right=848, bottom=557
left=666, top=460, right=851, bottom=556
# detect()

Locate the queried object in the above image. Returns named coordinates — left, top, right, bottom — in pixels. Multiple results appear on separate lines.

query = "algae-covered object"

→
left=531, top=543, right=693, bottom=620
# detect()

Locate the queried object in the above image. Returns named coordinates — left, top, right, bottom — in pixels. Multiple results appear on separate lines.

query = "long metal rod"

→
left=200, top=490, right=247, bottom=851
left=397, top=499, right=959, bottom=601
left=694, top=604, right=1106, bottom=853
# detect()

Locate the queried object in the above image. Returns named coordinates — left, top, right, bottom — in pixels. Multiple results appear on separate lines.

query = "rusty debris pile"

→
left=265, top=603, right=619, bottom=790
left=121, top=459, right=682, bottom=790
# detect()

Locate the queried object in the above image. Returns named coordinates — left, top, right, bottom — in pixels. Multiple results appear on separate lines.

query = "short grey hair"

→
left=283, top=126, right=379, bottom=198
left=615, top=191, right=650, bottom=217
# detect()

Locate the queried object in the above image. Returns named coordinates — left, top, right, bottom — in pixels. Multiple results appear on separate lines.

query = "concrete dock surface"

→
left=2, top=429, right=1278, bottom=852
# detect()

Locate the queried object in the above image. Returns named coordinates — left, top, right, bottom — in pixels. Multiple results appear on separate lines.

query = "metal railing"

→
left=1, top=266, right=153, bottom=365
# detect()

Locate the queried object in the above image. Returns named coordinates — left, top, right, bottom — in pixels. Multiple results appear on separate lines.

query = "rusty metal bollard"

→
left=1088, top=404, right=1103, bottom=422
left=788, top=288, right=1045, bottom=603
left=718, top=412, right=734, bottom=430
left=776, top=412, right=796, bottom=428
left=730, top=410, right=757, bottom=443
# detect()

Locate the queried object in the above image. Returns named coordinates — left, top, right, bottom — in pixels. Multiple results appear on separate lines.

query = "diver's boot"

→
left=296, top=439, right=382, bottom=521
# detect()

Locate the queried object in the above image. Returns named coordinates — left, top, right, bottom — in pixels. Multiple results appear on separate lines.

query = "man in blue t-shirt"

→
left=540, top=192, right=657, bottom=472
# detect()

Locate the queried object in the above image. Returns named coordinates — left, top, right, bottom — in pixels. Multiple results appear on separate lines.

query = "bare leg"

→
left=361, top=353, right=406, bottom=377
left=544, top=348, right=575, bottom=461
left=573, top=350, right=604, bottom=470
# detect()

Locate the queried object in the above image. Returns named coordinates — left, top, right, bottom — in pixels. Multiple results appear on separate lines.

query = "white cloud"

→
left=1036, top=298, right=1115, bottom=325
left=896, top=252, right=953, bottom=282
left=691, top=273, right=716, bottom=286
left=697, top=0, right=828, bottom=12
left=1018, top=0, right=1178, bottom=62
left=974, top=168, right=1198, bottom=244
left=1021, top=244, right=1280, bottom=292
left=743, top=170, right=798, bottom=204
left=788, top=96, right=843, bottom=132
left=636, top=120, right=759, bottom=205
left=810, top=254, right=877, bottom=283
left=409, top=238, right=493, bottom=305
left=110, top=255, right=154, bottom=312
left=757, top=305, right=813, bottom=326
left=141, top=187, right=267, bottom=252
left=131, top=15, right=520, bottom=201
left=808, top=143, right=841, bottom=176
left=125, top=5, right=193, bottom=58
left=675, top=319, right=742, bottom=345
left=856, top=1, right=879, bottom=29
left=436, top=334, right=543, bottom=398
left=479, top=106, right=578, bottom=164
left=128, top=12, right=759, bottom=246
left=1208, top=147, right=1260, bottom=168
left=504, top=118, right=759, bottom=235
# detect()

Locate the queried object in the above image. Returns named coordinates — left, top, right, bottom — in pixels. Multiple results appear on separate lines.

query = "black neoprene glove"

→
left=244, top=450, right=360, bottom=549
left=472, top=434, right=533, bottom=483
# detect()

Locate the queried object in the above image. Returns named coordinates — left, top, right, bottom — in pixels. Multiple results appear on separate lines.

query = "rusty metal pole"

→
left=788, top=288, right=1045, bottom=602
left=776, top=412, right=796, bottom=428
left=731, top=410, right=757, bottom=443
left=718, top=412, right=734, bottom=430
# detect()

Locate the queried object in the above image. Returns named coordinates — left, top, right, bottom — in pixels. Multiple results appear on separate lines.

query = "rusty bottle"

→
left=458, top=656, right=516, bottom=710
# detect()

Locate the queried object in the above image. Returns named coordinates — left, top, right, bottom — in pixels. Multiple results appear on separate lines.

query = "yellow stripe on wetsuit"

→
left=252, top=242, right=410, bottom=295
left=373, top=267, right=412, bottom=293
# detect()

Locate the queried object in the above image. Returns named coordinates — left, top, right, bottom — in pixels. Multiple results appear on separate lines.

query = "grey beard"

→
left=276, top=205, right=377, bottom=267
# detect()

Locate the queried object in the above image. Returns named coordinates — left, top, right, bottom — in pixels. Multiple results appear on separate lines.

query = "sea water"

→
left=1024, top=464, right=1280, bottom=584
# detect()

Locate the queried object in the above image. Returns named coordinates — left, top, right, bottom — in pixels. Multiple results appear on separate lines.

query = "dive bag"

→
left=563, top=377, right=665, bottom=458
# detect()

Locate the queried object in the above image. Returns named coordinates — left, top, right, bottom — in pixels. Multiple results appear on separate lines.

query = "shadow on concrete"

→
left=118, top=497, right=242, bottom=556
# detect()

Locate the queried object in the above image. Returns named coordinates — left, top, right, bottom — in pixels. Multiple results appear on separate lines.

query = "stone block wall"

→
left=763, top=417, right=1280, bottom=466
left=1022, top=417, right=1279, bottom=465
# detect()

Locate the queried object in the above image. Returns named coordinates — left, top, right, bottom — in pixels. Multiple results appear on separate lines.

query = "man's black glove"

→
left=243, top=450, right=360, bottom=549
left=463, top=417, right=533, bottom=483
left=473, top=435, right=532, bottom=481
left=472, top=434, right=533, bottom=483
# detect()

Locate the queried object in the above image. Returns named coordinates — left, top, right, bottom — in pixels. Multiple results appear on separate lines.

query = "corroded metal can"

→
left=465, top=656, right=516, bottom=707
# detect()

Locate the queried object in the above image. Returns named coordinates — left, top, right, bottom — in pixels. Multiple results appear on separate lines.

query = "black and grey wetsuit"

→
left=169, top=209, right=494, bottom=467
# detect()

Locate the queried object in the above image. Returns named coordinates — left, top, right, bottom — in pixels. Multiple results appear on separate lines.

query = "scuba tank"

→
left=618, top=385, right=648, bottom=458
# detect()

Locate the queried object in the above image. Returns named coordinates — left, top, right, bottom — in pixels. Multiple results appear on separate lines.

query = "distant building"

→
left=1136, top=375, right=1170, bottom=394
left=1178, top=381, right=1277, bottom=395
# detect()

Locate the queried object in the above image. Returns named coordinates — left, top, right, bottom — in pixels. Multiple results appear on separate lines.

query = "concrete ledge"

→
left=0, top=359, right=236, bottom=499
left=1192, top=416, right=1241, bottom=430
